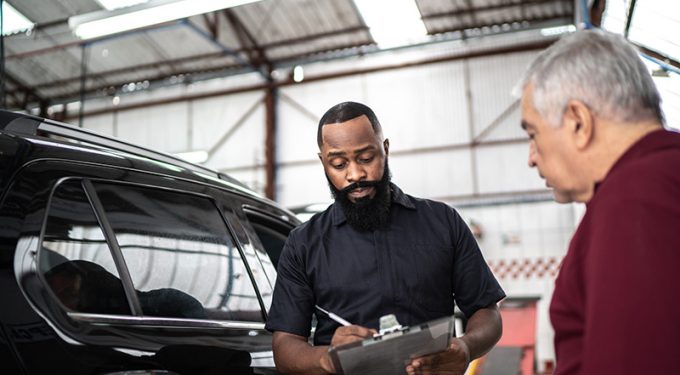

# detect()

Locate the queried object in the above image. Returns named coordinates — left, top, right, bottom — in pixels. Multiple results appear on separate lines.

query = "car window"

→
left=41, top=179, right=131, bottom=315
left=91, top=182, right=264, bottom=322
left=40, top=178, right=265, bottom=323
left=243, top=209, right=293, bottom=270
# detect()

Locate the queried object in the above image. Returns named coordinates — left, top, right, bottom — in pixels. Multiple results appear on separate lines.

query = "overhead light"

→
left=69, top=0, right=261, bottom=40
left=2, top=2, right=34, bottom=36
left=173, top=150, right=209, bottom=164
left=540, top=25, right=576, bottom=36
left=353, top=0, right=427, bottom=49
left=96, top=0, right=149, bottom=10
left=293, top=65, right=304, bottom=83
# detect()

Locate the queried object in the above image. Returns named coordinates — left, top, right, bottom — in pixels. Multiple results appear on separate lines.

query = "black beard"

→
left=327, top=161, right=392, bottom=232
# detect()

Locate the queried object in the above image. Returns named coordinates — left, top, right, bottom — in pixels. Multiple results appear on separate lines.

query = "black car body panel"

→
left=0, top=110, right=299, bottom=374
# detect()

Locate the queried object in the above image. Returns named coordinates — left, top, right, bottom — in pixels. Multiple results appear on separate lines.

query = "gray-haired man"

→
left=519, top=29, right=680, bottom=374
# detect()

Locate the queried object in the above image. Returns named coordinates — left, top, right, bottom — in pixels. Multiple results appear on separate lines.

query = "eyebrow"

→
left=520, top=120, right=533, bottom=130
left=326, top=145, right=376, bottom=158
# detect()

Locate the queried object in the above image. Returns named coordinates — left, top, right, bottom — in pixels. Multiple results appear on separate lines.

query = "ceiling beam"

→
left=427, top=15, right=573, bottom=36
left=624, top=0, right=638, bottom=38
left=3, top=72, right=46, bottom=109
left=636, top=44, right=680, bottom=72
left=62, top=38, right=555, bottom=120
left=17, top=26, right=370, bottom=92
left=421, top=0, right=572, bottom=20
left=224, top=9, right=270, bottom=69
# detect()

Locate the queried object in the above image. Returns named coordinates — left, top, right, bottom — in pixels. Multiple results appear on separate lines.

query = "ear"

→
left=383, top=139, right=390, bottom=155
left=563, top=100, right=594, bottom=150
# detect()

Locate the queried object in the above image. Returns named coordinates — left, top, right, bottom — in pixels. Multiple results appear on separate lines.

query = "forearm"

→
left=459, top=304, right=502, bottom=360
left=273, top=333, right=333, bottom=374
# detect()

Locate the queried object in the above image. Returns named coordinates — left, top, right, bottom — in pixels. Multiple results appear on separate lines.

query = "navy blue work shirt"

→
left=265, top=184, right=505, bottom=345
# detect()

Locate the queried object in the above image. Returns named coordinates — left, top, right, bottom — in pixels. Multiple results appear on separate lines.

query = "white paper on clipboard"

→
left=328, top=316, right=454, bottom=375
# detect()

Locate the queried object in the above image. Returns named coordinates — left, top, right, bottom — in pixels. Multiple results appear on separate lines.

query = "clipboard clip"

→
left=374, top=314, right=409, bottom=338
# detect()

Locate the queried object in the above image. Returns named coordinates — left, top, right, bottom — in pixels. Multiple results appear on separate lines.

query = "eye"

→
left=358, top=156, right=374, bottom=164
left=332, top=162, right=346, bottom=170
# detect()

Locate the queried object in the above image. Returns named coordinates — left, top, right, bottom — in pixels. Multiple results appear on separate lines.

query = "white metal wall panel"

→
left=191, top=92, right=265, bottom=165
left=278, top=75, right=365, bottom=163
left=468, top=51, right=538, bottom=141
left=389, top=149, right=474, bottom=200
left=363, top=62, right=472, bottom=148
left=204, top=104, right=266, bottom=171
left=474, top=142, right=544, bottom=193
left=459, top=201, right=573, bottom=261
left=276, top=163, right=332, bottom=208
left=82, top=113, right=115, bottom=136
left=115, top=103, right=189, bottom=153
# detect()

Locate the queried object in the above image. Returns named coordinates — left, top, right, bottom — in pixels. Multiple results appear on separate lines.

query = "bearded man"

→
left=265, top=102, right=505, bottom=374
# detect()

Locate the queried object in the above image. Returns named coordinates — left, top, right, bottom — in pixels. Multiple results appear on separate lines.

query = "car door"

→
left=10, top=160, right=275, bottom=374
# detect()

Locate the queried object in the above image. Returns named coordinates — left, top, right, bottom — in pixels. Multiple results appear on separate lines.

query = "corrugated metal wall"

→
left=81, top=46, right=545, bottom=207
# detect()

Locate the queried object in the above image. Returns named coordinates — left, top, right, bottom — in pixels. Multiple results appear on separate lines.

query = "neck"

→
left=587, top=118, right=662, bottom=193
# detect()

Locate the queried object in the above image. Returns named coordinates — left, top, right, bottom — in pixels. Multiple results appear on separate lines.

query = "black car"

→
left=0, top=110, right=299, bottom=374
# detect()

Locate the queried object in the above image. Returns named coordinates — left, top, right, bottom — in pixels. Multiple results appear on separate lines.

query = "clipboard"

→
left=328, top=316, right=454, bottom=375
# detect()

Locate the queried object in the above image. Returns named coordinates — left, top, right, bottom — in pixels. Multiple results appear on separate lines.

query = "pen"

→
left=315, top=305, right=352, bottom=326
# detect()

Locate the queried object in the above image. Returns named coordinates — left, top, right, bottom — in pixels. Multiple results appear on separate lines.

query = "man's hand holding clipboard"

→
left=322, top=311, right=456, bottom=375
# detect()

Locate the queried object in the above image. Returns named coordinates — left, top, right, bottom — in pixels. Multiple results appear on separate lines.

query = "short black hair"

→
left=317, top=101, right=382, bottom=147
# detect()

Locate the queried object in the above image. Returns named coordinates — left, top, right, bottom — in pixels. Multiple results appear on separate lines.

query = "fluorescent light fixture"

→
left=70, top=0, right=261, bottom=40
left=2, top=2, right=34, bottom=35
left=354, top=0, right=427, bottom=49
left=539, top=25, right=576, bottom=36
left=96, top=0, right=149, bottom=10
left=173, top=150, right=209, bottom=164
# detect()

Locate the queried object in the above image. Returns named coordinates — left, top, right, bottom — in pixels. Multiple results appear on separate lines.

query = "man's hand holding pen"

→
left=321, top=325, right=377, bottom=374
left=315, top=306, right=377, bottom=374
left=331, top=325, right=377, bottom=347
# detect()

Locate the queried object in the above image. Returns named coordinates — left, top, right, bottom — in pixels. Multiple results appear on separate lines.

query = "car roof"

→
left=0, top=110, right=289, bottom=215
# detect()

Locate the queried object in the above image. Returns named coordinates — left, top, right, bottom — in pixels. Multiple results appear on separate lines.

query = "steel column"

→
left=264, top=83, right=278, bottom=200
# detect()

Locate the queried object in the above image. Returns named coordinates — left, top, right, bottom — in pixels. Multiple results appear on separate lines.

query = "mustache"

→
left=338, top=180, right=381, bottom=195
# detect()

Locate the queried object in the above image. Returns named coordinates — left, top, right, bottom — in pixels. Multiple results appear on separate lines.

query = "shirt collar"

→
left=592, top=128, right=679, bottom=196
left=330, top=183, right=416, bottom=226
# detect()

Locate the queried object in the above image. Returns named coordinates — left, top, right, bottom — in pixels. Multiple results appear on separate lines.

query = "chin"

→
left=552, top=190, right=575, bottom=204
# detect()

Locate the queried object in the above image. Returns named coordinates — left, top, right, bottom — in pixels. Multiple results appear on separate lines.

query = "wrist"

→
left=452, top=337, right=471, bottom=364
left=319, top=351, right=336, bottom=374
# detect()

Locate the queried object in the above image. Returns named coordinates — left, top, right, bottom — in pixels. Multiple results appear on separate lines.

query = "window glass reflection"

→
left=41, top=179, right=130, bottom=315
left=93, top=182, right=263, bottom=322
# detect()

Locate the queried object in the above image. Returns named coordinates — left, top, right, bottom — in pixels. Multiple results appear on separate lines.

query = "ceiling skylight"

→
left=354, top=0, right=428, bottom=49
left=627, top=1, right=680, bottom=64
left=2, top=2, right=34, bottom=35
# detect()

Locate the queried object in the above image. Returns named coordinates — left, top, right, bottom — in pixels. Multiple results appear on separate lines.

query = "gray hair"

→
left=519, top=29, right=664, bottom=126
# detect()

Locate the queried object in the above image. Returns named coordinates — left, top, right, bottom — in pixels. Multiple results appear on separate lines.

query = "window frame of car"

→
left=241, top=205, right=296, bottom=271
left=36, top=176, right=270, bottom=331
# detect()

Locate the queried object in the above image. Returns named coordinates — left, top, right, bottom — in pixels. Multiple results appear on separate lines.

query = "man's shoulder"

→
left=289, top=204, right=335, bottom=239
left=402, top=191, right=456, bottom=215
left=600, top=134, right=680, bottom=202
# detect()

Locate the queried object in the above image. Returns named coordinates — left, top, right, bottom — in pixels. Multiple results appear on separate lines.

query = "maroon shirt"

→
left=550, top=129, right=680, bottom=375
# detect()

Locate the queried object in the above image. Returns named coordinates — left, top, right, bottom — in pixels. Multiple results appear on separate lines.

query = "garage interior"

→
left=1, top=0, right=678, bottom=373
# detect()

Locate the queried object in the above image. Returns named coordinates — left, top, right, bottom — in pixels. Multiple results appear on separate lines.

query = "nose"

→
left=346, top=162, right=367, bottom=183
left=527, top=142, right=537, bottom=168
